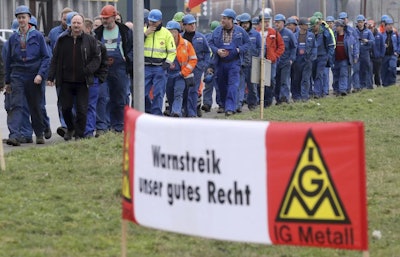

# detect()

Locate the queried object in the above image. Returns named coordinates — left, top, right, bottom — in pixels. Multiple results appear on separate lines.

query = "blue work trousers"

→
left=7, top=73, right=44, bottom=139
left=275, top=61, right=292, bottom=102
left=202, top=77, right=221, bottom=107
left=292, top=57, right=312, bottom=101
left=85, top=78, right=100, bottom=137
left=312, top=56, right=328, bottom=97
left=166, top=73, right=185, bottom=117
left=216, top=60, right=241, bottom=112
left=332, top=60, right=350, bottom=94
left=258, top=62, right=277, bottom=107
left=96, top=81, right=110, bottom=131
left=359, top=53, right=373, bottom=89
left=240, top=66, right=258, bottom=107
left=185, top=68, right=203, bottom=117
left=4, top=91, right=33, bottom=140
left=145, top=65, right=167, bottom=115
left=381, top=55, right=397, bottom=86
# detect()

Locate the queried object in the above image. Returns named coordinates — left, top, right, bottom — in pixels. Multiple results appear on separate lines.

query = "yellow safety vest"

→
left=144, top=26, right=176, bottom=65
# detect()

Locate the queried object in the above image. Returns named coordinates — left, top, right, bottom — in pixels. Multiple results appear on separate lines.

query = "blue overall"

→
left=145, top=65, right=167, bottom=115
left=371, top=31, right=385, bottom=86
left=346, top=26, right=360, bottom=91
left=216, top=42, right=241, bottom=112
left=357, top=27, right=374, bottom=89
left=381, top=31, right=399, bottom=87
left=102, top=33, right=130, bottom=132
left=202, top=33, right=221, bottom=108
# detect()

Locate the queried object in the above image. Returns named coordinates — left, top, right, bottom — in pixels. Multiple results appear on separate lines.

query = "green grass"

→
left=0, top=85, right=399, bottom=257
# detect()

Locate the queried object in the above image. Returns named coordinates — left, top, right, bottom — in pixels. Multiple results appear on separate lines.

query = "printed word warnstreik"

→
left=152, top=145, right=221, bottom=174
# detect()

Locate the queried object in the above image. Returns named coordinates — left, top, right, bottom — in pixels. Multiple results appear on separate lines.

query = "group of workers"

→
left=0, top=4, right=399, bottom=146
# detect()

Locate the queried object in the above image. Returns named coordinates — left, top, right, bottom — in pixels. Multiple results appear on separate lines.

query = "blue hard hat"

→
left=384, top=18, right=394, bottom=24
left=11, top=19, right=19, bottom=32
left=148, top=9, right=162, bottom=22
left=15, top=5, right=31, bottom=17
left=326, top=16, right=335, bottom=22
left=66, top=11, right=78, bottom=27
left=182, top=14, right=196, bottom=25
left=221, top=8, right=236, bottom=19
left=356, top=15, right=365, bottom=21
left=203, top=72, right=214, bottom=83
left=339, top=12, right=348, bottom=19
left=274, top=14, right=286, bottom=23
left=259, top=12, right=271, bottom=20
left=29, top=16, right=37, bottom=27
left=286, top=17, right=297, bottom=25
left=235, top=14, right=242, bottom=23
left=381, top=14, right=390, bottom=22
left=166, top=20, right=181, bottom=31
left=240, top=13, right=251, bottom=23
left=252, top=17, right=260, bottom=25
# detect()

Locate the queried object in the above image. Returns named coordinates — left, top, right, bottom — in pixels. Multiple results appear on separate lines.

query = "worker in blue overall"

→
left=274, top=14, right=297, bottom=104
left=291, top=17, right=317, bottom=101
left=381, top=18, right=400, bottom=87
left=95, top=5, right=133, bottom=133
left=237, top=12, right=261, bottom=111
left=4, top=5, right=50, bottom=145
left=367, top=19, right=386, bottom=87
left=181, top=14, right=210, bottom=117
left=208, top=8, right=250, bottom=116
left=355, top=15, right=375, bottom=89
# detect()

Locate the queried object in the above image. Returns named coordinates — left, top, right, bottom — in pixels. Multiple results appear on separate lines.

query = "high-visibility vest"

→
left=144, top=26, right=176, bottom=65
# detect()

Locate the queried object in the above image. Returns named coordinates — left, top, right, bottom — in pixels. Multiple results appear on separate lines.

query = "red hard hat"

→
left=100, top=5, right=117, bottom=18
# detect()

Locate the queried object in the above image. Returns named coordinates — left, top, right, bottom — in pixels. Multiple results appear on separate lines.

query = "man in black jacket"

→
left=94, top=5, right=133, bottom=134
left=47, top=13, right=101, bottom=140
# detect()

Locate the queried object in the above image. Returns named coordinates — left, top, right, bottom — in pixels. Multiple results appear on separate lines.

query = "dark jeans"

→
left=60, top=82, right=89, bottom=138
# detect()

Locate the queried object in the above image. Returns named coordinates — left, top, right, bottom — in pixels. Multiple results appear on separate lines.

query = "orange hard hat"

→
left=100, top=5, right=117, bottom=18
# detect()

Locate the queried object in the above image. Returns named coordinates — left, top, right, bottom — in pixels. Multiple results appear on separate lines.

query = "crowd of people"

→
left=0, top=5, right=399, bottom=146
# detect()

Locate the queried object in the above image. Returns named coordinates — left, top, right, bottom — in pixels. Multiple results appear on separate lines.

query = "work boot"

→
left=6, top=138, right=20, bottom=146
left=44, top=127, right=52, bottom=139
left=36, top=136, right=45, bottom=144
left=64, top=130, right=75, bottom=141
left=56, top=127, right=67, bottom=138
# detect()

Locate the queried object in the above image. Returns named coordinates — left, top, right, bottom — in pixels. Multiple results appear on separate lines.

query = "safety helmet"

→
left=66, top=11, right=78, bottom=27
left=334, top=19, right=345, bottom=27
left=240, top=13, right=251, bottom=23
left=148, top=9, right=162, bottom=22
left=210, top=20, right=219, bottom=31
left=326, top=16, right=335, bottom=22
left=384, top=18, right=394, bottom=24
left=338, top=12, right=348, bottom=19
left=166, top=20, right=181, bottom=31
left=356, top=15, right=365, bottom=22
left=252, top=17, right=260, bottom=25
left=221, top=8, right=236, bottom=20
left=15, top=5, right=31, bottom=17
left=29, top=16, right=38, bottom=27
left=274, top=14, right=286, bottom=23
left=11, top=19, right=19, bottom=32
left=286, top=17, right=297, bottom=25
left=182, top=14, right=196, bottom=25
left=381, top=14, right=390, bottom=23
left=309, top=16, right=320, bottom=27
left=259, top=12, right=271, bottom=20
left=313, top=12, right=323, bottom=19
left=298, top=17, right=310, bottom=26
left=173, top=12, right=185, bottom=22
left=100, top=5, right=117, bottom=18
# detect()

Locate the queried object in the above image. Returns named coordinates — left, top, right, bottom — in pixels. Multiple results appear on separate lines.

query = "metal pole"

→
left=260, top=0, right=266, bottom=120
left=133, top=1, right=145, bottom=112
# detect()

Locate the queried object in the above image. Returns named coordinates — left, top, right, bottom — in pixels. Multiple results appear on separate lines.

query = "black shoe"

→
left=19, top=137, right=33, bottom=144
left=56, top=127, right=67, bottom=138
left=36, top=136, right=45, bottom=144
left=64, top=130, right=75, bottom=141
left=44, top=127, right=52, bottom=139
left=236, top=105, right=242, bottom=113
left=217, top=107, right=225, bottom=113
left=248, top=105, right=256, bottom=111
left=201, top=104, right=211, bottom=112
left=197, top=107, right=203, bottom=117
left=95, top=130, right=107, bottom=138
left=6, top=138, right=20, bottom=146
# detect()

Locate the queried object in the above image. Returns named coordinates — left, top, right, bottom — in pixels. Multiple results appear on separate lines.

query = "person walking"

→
left=355, top=15, right=374, bottom=89
left=208, top=9, right=250, bottom=116
left=381, top=18, right=400, bottom=87
left=165, top=20, right=197, bottom=117
left=367, top=19, right=386, bottom=87
left=291, top=17, right=317, bottom=101
left=94, top=5, right=133, bottom=133
left=181, top=14, right=210, bottom=117
left=47, top=12, right=101, bottom=140
left=4, top=5, right=51, bottom=146
left=143, top=9, right=176, bottom=115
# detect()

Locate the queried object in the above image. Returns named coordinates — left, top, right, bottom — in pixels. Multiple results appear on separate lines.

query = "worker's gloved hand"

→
left=184, top=73, right=195, bottom=87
